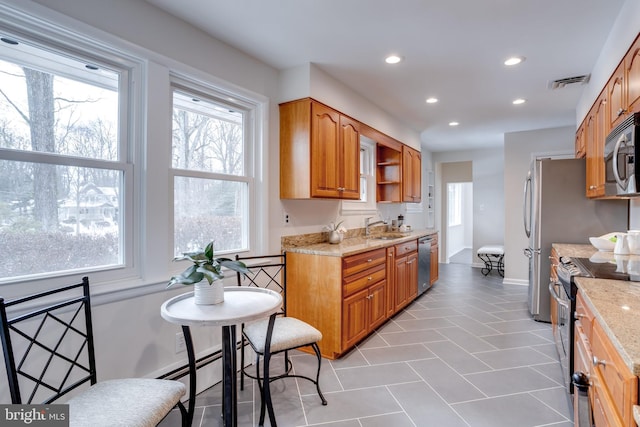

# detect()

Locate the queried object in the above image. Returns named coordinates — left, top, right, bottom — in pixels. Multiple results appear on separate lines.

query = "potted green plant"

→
left=167, top=241, right=249, bottom=305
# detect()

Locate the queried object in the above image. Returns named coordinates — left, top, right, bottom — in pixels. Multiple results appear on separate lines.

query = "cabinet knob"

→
left=337, top=187, right=345, bottom=191
left=617, top=108, right=627, bottom=117
left=589, top=185, right=597, bottom=190
left=592, top=356, right=607, bottom=367
left=574, top=312, right=585, bottom=320
left=368, top=276, right=373, bottom=281
left=367, top=259, right=373, bottom=263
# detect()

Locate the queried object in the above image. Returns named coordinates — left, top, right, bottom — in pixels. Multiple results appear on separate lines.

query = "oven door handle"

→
left=548, top=281, right=569, bottom=310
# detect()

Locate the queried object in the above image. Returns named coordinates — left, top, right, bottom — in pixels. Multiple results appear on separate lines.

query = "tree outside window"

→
left=0, top=36, right=126, bottom=282
left=171, top=89, right=249, bottom=256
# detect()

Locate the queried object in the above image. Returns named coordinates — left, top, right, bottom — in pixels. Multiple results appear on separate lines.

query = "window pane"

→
left=0, top=160, right=123, bottom=280
left=174, top=176, right=247, bottom=255
left=0, top=43, right=119, bottom=160
left=172, top=91, right=244, bottom=175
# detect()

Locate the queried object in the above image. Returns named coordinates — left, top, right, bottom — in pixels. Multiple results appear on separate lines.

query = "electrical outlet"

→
left=175, top=333, right=186, bottom=354
left=283, top=212, right=290, bottom=225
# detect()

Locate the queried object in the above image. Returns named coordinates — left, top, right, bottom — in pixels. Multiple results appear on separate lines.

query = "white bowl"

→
left=589, top=233, right=618, bottom=251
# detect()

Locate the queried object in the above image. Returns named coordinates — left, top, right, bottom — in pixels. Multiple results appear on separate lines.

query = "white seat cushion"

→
left=244, top=317, right=322, bottom=354
left=477, top=245, right=504, bottom=255
left=66, top=378, right=185, bottom=427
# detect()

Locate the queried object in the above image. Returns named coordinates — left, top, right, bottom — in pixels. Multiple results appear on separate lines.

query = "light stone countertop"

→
left=553, top=243, right=640, bottom=376
left=283, top=228, right=437, bottom=257
left=574, top=276, right=640, bottom=375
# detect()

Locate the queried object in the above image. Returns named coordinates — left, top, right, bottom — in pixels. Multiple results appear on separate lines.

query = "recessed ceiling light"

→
left=449, top=121, right=459, bottom=127
left=512, top=98, right=526, bottom=105
left=426, top=97, right=438, bottom=104
left=385, top=55, right=403, bottom=64
left=504, top=56, right=525, bottom=66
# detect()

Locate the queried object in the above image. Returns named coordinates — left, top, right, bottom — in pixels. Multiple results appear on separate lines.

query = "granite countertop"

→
left=574, top=276, right=640, bottom=375
left=553, top=243, right=640, bottom=375
left=284, top=228, right=437, bottom=257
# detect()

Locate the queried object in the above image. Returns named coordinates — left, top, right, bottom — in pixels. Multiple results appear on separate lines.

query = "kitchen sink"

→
left=369, top=233, right=407, bottom=240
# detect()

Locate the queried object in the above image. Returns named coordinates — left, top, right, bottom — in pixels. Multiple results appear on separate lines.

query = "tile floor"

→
left=160, top=263, right=574, bottom=427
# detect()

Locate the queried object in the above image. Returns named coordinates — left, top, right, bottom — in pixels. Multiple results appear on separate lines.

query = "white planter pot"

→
left=328, top=231, right=343, bottom=244
left=194, top=281, right=224, bottom=305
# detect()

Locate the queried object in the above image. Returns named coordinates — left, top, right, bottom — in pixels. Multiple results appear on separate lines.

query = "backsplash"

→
left=281, top=226, right=387, bottom=248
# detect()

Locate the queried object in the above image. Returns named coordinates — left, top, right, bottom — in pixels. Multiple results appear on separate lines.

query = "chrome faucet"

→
left=364, top=217, right=387, bottom=237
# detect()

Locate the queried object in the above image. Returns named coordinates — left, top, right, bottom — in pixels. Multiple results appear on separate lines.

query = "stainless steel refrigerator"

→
left=522, top=158, right=628, bottom=322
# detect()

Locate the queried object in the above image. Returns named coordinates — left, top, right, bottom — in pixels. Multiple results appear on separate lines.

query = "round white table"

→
left=161, top=286, right=282, bottom=427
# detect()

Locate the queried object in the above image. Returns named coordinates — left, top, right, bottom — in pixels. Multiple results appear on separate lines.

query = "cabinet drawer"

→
left=343, top=263, right=386, bottom=297
left=343, top=248, right=386, bottom=277
left=592, top=320, right=637, bottom=426
left=575, top=292, right=594, bottom=341
left=395, top=240, right=417, bottom=257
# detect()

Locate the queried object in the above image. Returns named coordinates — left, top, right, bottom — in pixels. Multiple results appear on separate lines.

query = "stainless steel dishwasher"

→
left=418, top=236, right=432, bottom=295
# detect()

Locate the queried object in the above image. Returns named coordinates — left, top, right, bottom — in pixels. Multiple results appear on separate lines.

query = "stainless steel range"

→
left=552, top=254, right=635, bottom=394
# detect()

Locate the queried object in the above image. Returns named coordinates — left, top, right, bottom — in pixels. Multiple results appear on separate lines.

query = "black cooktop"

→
left=572, top=257, right=631, bottom=281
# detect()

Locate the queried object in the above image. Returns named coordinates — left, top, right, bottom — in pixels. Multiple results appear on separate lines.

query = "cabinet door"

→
left=402, top=146, right=421, bottom=202
left=369, top=280, right=387, bottom=330
left=575, top=123, right=586, bottom=159
left=339, top=115, right=361, bottom=200
left=627, top=35, right=640, bottom=114
left=310, top=102, right=341, bottom=198
left=385, top=247, right=396, bottom=317
left=430, top=241, right=439, bottom=285
left=394, top=254, right=409, bottom=310
left=343, top=288, right=369, bottom=349
left=406, top=252, right=418, bottom=301
left=585, top=106, right=604, bottom=198
left=608, top=64, right=626, bottom=130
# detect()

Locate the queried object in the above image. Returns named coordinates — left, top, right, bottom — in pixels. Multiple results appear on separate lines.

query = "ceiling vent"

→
left=548, top=74, right=591, bottom=90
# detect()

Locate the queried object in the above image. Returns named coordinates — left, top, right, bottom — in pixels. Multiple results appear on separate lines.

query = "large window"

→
left=0, top=33, right=131, bottom=283
left=171, top=83, right=252, bottom=256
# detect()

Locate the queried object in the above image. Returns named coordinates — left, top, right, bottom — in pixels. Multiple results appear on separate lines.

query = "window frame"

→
left=168, top=73, right=265, bottom=262
left=0, top=11, right=142, bottom=290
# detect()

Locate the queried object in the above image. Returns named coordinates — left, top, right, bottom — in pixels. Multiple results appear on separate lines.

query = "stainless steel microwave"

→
left=604, top=112, right=640, bottom=196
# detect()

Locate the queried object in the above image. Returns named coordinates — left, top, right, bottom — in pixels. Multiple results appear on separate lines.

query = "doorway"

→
left=438, top=161, right=473, bottom=265
left=447, top=182, right=473, bottom=264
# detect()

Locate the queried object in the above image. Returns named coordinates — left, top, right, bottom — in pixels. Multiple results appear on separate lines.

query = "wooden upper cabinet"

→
left=626, top=34, right=640, bottom=115
left=608, top=63, right=626, bottom=131
left=402, top=146, right=421, bottom=203
left=575, top=122, right=586, bottom=159
left=586, top=97, right=606, bottom=198
left=280, top=98, right=360, bottom=200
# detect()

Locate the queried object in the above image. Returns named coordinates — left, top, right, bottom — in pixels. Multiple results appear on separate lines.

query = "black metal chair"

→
left=0, top=277, right=188, bottom=427
left=236, top=253, right=327, bottom=427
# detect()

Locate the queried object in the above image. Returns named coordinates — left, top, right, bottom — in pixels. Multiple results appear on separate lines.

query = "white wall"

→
left=274, top=64, right=427, bottom=240
left=433, top=150, right=503, bottom=266
left=503, top=126, right=575, bottom=285
left=576, top=0, right=640, bottom=228
left=5, top=0, right=427, bottom=395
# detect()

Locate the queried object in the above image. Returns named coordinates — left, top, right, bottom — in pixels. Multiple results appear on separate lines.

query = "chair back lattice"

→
left=235, top=254, right=286, bottom=315
left=0, top=277, right=97, bottom=404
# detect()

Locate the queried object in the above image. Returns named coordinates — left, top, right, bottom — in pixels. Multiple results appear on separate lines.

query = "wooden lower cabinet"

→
left=394, top=240, right=418, bottom=311
left=343, top=280, right=386, bottom=349
left=574, top=291, right=638, bottom=427
left=286, top=241, right=419, bottom=359
left=430, top=233, right=439, bottom=285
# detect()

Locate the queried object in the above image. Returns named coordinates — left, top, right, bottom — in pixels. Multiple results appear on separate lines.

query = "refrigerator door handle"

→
left=523, top=172, right=532, bottom=238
